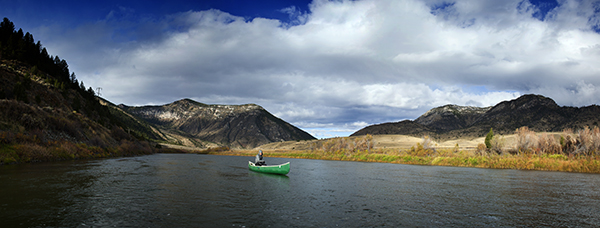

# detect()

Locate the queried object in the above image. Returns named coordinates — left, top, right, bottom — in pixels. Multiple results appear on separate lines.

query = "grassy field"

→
left=200, top=129, right=600, bottom=174
left=208, top=148, right=600, bottom=174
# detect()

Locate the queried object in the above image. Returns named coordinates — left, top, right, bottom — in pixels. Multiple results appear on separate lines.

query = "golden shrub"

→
left=516, top=126, right=537, bottom=154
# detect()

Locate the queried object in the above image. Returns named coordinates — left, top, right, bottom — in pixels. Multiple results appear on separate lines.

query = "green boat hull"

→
left=248, top=161, right=290, bottom=175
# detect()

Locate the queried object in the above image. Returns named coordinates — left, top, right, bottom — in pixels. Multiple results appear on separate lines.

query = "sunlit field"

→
left=208, top=127, right=600, bottom=174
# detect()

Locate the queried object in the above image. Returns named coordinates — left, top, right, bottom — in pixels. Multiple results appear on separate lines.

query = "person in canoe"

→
left=255, top=150, right=266, bottom=166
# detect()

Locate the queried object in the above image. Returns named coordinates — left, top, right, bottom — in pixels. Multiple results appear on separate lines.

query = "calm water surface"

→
left=1, top=154, right=600, bottom=227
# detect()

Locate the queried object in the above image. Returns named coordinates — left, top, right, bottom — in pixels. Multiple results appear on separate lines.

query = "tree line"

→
left=0, top=17, right=93, bottom=98
left=0, top=17, right=122, bottom=134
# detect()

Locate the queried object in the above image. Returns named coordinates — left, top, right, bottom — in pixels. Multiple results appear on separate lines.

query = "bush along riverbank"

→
left=0, top=130, right=156, bottom=164
left=214, top=148, right=600, bottom=174
left=214, top=128, right=600, bottom=174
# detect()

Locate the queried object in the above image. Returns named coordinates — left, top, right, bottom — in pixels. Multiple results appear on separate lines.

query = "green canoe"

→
left=248, top=161, right=290, bottom=175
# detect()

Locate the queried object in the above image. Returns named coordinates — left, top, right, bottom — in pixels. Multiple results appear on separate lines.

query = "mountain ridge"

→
left=120, top=98, right=316, bottom=149
left=414, top=104, right=491, bottom=131
left=352, top=94, right=600, bottom=139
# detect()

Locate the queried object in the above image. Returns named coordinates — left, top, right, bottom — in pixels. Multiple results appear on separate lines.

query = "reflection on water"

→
left=1, top=154, right=600, bottom=227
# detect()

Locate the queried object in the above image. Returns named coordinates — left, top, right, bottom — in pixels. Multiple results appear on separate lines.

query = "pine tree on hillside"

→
left=485, top=128, right=494, bottom=149
left=0, top=17, right=87, bottom=95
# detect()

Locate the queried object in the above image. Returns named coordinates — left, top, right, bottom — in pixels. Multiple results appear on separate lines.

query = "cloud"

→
left=279, top=5, right=309, bottom=27
left=36, top=0, right=600, bottom=136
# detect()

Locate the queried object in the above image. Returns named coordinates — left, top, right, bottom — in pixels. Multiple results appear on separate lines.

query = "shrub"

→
left=490, top=135, right=505, bottom=155
left=354, top=134, right=375, bottom=152
left=516, top=126, right=537, bottom=154
left=310, top=135, right=374, bottom=154
left=88, top=135, right=108, bottom=148
left=421, top=135, right=434, bottom=150
left=0, top=131, right=15, bottom=144
left=537, top=133, right=561, bottom=155
left=0, top=144, right=18, bottom=164
left=15, top=143, right=51, bottom=162
left=576, top=126, right=600, bottom=156
left=407, top=143, right=425, bottom=156
left=407, top=136, right=436, bottom=157
left=562, top=128, right=577, bottom=155
left=548, top=154, right=567, bottom=160
left=111, top=126, right=131, bottom=141
left=476, top=143, right=487, bottom=155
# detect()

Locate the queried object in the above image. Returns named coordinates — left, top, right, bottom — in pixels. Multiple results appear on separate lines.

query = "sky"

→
left=1, top=0, right=600, bottom=138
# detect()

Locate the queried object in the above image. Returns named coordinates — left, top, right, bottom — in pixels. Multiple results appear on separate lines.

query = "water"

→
left=1, top=154, right=600, bottom=227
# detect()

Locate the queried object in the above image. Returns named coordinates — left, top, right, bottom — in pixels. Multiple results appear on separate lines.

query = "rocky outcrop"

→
left=415, top=105, right=490, bottom=131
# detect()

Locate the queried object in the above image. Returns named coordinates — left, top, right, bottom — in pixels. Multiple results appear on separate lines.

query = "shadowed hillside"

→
left=352, top=94, right=600, bottom=140
left=120, top=99, right=316, bottom=149
left=0, top=18, right=162, bottom=164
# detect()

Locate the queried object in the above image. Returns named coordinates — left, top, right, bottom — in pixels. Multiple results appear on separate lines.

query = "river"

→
left=1, top=154, right=599, bottom=227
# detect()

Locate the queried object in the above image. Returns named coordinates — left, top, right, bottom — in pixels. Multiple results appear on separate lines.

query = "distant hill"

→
left=120, top=99, right=316, bottom=149
left=352, top=94, right=600, bottom=139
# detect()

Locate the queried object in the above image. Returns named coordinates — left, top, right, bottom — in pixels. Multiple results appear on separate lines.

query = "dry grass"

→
left=4, top=119, right=600, bottom=173
left=575, top=127, right=600, bottom=155
left=0, top=130, right=156, bottom=165
left=258, top=134, right=483, bottom=151
left=215, top=145, right=600, bottom=174
left=516, top=126, right=538, bottom=154
left=213, top=128, right=600, bottom=174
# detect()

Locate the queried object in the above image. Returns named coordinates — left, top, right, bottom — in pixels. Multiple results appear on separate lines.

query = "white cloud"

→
left=279, top=6, right=309, bottom=27
left=37, top=0, right=600, bottom=137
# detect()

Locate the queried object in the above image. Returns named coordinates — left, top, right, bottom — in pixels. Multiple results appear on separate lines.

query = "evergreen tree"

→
left=0, top=18, right=15, bottom=39
left=70, top=72, right=76, bottom=83
left=485, top=128, right=494, bottom=149
left=0, top=17, right=105, bottom=108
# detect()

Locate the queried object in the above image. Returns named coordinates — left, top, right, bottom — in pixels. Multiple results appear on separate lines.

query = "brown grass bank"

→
left=210, top=128, right=600, bottom=174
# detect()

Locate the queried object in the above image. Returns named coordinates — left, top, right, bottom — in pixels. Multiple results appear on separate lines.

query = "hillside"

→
left=0, top=59, right=160, bottom=163
left=352, top=94, right=600, bottom=139
left=0, top=17, right=316, bottom=159
left=120, top=99, right=316, bottom=149
left=0, top=18, right=159, bottom=164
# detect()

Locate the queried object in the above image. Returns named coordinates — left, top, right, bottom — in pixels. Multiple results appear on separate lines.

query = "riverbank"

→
left=0, top=140, right=157, bottom=164
left=0, top=140, right=196, bottom=165
left=214, top=128, right=600, bottom=174
left=3, top=134, right=599, bottom=174
left=210, top=149, right=600, bottom=174
left=3, top=142, right=599, bottom=173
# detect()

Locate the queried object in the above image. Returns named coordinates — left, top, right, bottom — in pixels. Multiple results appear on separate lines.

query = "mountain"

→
left=0, top=17, right=313, bottom=156
left=414, top=104, right=490, bottom=131
left=120, top=99, right=316, bottom=149
left=352, top=94, right=600, bottom=139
